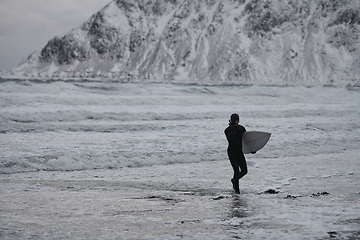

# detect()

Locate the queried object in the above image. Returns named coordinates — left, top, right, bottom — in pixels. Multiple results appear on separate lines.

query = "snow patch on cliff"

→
left=1, top=0, right=359, bottom=86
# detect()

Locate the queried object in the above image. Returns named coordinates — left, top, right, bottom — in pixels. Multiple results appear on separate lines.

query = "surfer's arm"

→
left=242, top=125, right=246, bottom=133
left=225, top=125, right=236, bottom=141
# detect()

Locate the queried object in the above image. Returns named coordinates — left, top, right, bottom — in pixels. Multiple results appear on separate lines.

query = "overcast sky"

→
left=0, top=0, right=111, bottom=70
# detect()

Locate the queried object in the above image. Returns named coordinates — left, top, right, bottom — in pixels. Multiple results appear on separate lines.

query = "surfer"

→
left=224, top=113, right=247, bottom=194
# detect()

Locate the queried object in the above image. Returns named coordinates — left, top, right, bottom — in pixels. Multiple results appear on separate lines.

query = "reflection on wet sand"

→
left=229, top=195, right=248, bottom=218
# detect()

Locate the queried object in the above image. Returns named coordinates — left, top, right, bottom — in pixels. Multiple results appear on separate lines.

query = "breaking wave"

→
left=1, top=79, right=359, bottom=173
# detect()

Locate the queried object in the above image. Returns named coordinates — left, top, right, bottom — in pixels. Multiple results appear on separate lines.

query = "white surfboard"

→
left=242, top=131, right=271, bottom=154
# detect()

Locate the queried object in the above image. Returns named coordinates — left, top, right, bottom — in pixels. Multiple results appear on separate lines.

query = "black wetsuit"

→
left=224, top=124, right=248, bottom=193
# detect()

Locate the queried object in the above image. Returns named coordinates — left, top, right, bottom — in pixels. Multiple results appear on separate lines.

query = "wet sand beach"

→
left=1, top=152, right=359, bottom=239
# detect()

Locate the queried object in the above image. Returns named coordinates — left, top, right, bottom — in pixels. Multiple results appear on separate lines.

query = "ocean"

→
left=1, top=80, right=359, bottom=174
left=1, top=80, right=360, bottom=239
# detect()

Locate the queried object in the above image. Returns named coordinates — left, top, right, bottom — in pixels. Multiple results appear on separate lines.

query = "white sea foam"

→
left=0, top=80, right=359, bottom=173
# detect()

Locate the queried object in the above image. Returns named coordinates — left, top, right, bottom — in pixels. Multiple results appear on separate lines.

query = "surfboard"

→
left=242, top=131, right=271, bottom=154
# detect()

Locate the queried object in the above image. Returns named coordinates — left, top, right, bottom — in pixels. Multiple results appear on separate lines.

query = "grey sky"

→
left=0, top=0, right=111, bottom=70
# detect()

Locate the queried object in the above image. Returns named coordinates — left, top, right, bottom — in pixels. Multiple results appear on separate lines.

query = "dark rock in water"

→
left=285, top=194, right=298, bottom=199
left=212, top=196, right=226, bottom=200
left=311, top=191, right=330, bottom=197
left=327, top=231, right=337, bottom=237
left=264, top=189, right=279, bottom=194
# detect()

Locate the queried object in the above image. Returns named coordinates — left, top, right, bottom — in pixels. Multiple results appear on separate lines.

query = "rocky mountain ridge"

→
left=1, top=0, right=360, bottom=86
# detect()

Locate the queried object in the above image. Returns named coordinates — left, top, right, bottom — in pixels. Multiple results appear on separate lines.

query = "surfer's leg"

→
left=228, top=149, right=240, bottom=193
left=238, top=153, right=248, bottom=180
left=228, top=151, right=240, bottom=180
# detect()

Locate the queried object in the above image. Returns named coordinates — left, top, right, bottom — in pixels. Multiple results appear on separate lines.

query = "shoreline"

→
left=1, top=151, right=359, bottom=239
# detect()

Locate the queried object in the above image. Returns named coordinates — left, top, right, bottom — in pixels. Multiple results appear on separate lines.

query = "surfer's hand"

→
left=251, top=151, right=256, bottom=154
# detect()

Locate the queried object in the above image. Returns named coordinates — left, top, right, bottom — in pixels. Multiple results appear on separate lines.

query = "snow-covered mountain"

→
left=1, top=0, right=360, bottom=85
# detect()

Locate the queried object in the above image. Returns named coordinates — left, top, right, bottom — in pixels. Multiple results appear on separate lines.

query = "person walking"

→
left=224, top=113, right=248, bottom=194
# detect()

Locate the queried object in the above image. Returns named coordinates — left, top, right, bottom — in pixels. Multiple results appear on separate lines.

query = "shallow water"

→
left=1, top=152, right=359, bottom=239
